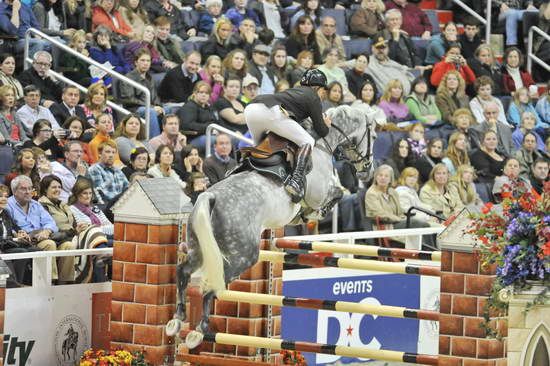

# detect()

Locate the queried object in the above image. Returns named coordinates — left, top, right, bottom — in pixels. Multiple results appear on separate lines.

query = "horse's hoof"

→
left=185, top=330, right=204, bottom=349
left=165, top=319, right=182, bottom=336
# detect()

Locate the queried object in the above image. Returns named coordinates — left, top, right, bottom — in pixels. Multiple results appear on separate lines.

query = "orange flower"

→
left=481, top=203, right=494, bottom=214
left=542, top=241, right=550, bottom=256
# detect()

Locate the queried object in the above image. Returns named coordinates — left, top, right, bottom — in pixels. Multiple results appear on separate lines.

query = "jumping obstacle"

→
left=273, top=238, right=442, bottom=261
left=258, top=250, right=441, bottom=277
left=202, top=333, right=439, bottom=365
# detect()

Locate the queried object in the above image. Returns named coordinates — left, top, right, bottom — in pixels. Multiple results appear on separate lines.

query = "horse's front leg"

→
left=197, top=291, right=216, bottom=334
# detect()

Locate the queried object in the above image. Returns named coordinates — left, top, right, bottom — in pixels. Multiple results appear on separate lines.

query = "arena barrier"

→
left=258, top=250, right=441, bottom=276
left=273, top=238, right=442, bottom=261
left=202, top=332, right=439, bottom=365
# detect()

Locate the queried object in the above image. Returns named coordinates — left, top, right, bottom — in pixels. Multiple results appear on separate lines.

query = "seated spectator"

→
left=147, top=144, right=186, bottom=188
left=316, top=16, right=346, bottom=63
left=144, top=0, right=195, bottom=41
left=442, top=132, right=470, bottom=175
left=405, top=76, right=442, bottom=128
left=458, top=17, right=482, bottom=60
left=89, top=25, right=132, bottom=74
left=203, top=133, right=237, bottom=185
left=425, top=22, right=458, bottom=65
left=223, top=49, right=249, bottom=83
left=88, top=140, right=129, bottom=205
left=0, top=54, right=24, bottom=100
left=350, top=0, right=386, bottom=38
left=123, top=25, right=166, bottom=73
left=92, top=0, right=133, bottom=39
left=7, top=175, right=76, bottom=283
left=49, top=86, right=88, bottom=130
left=448, top=164, right=483, bottom=207
left=69, top=177, right=114, bottom=236
left=322, top=81, right=344, bottom=111
left=536, top=80, right=550, bottom=125
left=199, top=55, right=224, bottom=104
left=63, top=0, right=89, bottom=35
left=507, top=87, right=544, bottom=129
left=21, top=119, right=64, bottom=160
left=473, top=102, right=514, bottom=157
left=226, top=0, right=260, bottom=28
left=149, top=114, right=186, bottom=153
left=451, top=108, right=478, bottom=150
left=290, top=0, right=322, bottom=29
left=346, top=54, right=375, bottom=99
left=515, top=132, right=544, bottom=179
left=492, top=158, right=531, bottom=201
left=4, top=148, right=40, bottom=196
left=286, top=15, right=322, bottom=65
left=351, top=80, right=387, bottom=128
left=51, top=141, right=89, bottom=201
left=122, top=146, right=150, bottom=179
left=252, top=0, right=287, bottom=39
left=318, top=47, right=354, bottom=102
left=184, top=172, right=207, bottom=204
left=213, top=77, right=247, bottom=134
left=119, top=48, right=165, bottom=137
left=529, top=158, right=549, bottom=194
left=62, top=117, right=94, bottom=163
left=119, top=0, right=148, bottom=37
left=468, top=44, right=503, bottom=96
left=176, top=145, right=203, bottom=182
left=431, top=43, right=476, bottom=87
left=288, top=50, right=314, bottom=87
left=80, top=83, right=118, bottom=130
left=228, top=17, right=259, bottom=58
left=435, top=70, right=470, bottom=124
left=201, top=18, right=234, bottom=62
left=469, top=76, right=508, bottom=126
left=271, top=46, right=291, bottom=85
left=114, top=113, right=153, bottom=165
left=378, top=79, right=413, bottom=123
left=381, top=138, right=416, bottom=180
left=416, top=138, right=444, bottom=183
left=34, top=147, right=53, bottom=179
left=159, top=50, right=202, bottom=104
left=419, top=163, right=463, bottom=218
left=18, top=52, right=62, bottom=108
left=89, top=113, right=122, bottom=165
left=198, top=0, right=223, bottom=35
left=248, top=44, right=278, bottom=96
left=502, top=47, right=536, bottom=96
left=395, top=167, right=439, bottom=223
left=32, top=0, right=76, bottom=39
left=496, top=1, right=538, bottom=48
left=384, top=0, right=431, bottom=38
left=366, top=37, right=415, bottom=94
left=512, top=111, right=546, bottom=151
left=406, top=122, right=427, bottom=158
left=0, top=84, right=28, bottom=149
left=16, top=85, right=60, bottom=136
left=178, top=82, right=218, bottom=149
left=240, top=75, right=260, bottom=105
left=153, top=16, right=184, bottom=69
left=470, top=130, right=506, bottom=185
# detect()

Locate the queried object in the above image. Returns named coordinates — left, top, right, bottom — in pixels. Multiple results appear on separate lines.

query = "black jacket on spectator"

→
left=17, top=68, right=62, bottom=103
left=203, top=155, right=237, bottom=185
left=22, top=136, right=63, bottom=160
left=177, top=99, right=218, bottom=135
left=200, top=40, right=232, bottom=63
left=468, top=58, right=503, bottom=96
left=228, top=33, right=258, bottom=58
left=285, top=36, right=322, bottom=65
left=346, top=69, right=376, bottom=98
left=158, top=66, right=202, bottom=103
left=378, top=29, right=422, bottom=68
left=143, top=0, right=193, bottom=40
left=470, top=148, right=505, bottom=184
left=154, top=38, right=184, bottom=65
left=459, top=33, right=483, bottom=60
left=416, top=155, right=443, bottom=183
left=49, top=102, right=88, bottom=127
left=529, top=172, right=547, bottom=194
left=247, top=61, right=278, bottom=90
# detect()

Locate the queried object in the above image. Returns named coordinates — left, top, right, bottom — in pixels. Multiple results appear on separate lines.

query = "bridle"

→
left=322, top=121, right=373, bottom=172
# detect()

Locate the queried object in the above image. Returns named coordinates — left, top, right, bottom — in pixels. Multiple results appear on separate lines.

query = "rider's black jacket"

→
left=251, top=86, right=329, bottom=138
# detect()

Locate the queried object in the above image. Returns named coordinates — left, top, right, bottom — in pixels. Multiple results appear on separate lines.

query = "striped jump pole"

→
left=258, top=250, right=441, bottom=277
left=203, top=333, right=439, bottom=365
left=274, top=238, right=442, bottom=262
left=216, top=290, right=439, bottom=321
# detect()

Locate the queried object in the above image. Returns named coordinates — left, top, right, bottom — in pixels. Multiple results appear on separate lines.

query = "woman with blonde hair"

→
left=507, top=87, right=544, bottom=128
left=395, top=167, right=439, bottom=223
left=442, top=132, right=470, bottom=175
left=201, top=17, right=233, bottom=61
left=378, top=79, right=413, bottom=123
left=222, top=49, right=249, bottom=82
left=59, top=30, right=92, bottom=86
left=199, top=55, right=224, bottom=104
left=435, top=70, right=469, bottom=124
left=419, top=163, right=463, bottom=219
left=448, top=164, right=483, bottom=207
left=350, top=0, right=385, bottom=38
left=80, top=83, right=117, bottom=130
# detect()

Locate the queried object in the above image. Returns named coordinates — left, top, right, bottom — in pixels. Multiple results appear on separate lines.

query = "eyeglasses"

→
left=322, top=24, right=336, bottom=28
left=34, top=62, right=51, bottom=67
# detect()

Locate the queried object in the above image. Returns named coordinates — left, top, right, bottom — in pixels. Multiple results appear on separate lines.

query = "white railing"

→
left=23, top=28, right=152, bottom=138
left=205, top=123, right=254, bottom=158
left=1, top=247, right=113, bottom=288
left=451, top=0, right=492, bottom=44
left=527, top=26, right=550, bottom=74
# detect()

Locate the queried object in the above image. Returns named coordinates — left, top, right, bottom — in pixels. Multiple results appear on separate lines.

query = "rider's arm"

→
left=308, top=92, right=329, bottom=138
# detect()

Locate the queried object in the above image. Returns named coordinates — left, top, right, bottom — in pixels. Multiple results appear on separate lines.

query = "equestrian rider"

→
left=244, top=69, right=331, bottom=202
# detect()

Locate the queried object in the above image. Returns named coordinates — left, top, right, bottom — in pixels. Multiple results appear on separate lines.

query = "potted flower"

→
left=280, top=350, right=307, bottom=365
left=79, top=348, right=151, bottom=365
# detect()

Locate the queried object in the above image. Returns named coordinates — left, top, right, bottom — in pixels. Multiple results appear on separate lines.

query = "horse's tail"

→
left=191, top=192, right=225, bottom=293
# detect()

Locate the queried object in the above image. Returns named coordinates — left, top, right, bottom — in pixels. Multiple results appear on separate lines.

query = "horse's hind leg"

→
left=197, top=290, right=216, bottom=334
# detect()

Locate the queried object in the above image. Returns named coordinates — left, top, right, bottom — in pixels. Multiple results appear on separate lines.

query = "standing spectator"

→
left=63, top=0, right=90, bottom=35
left=113, top=113, right=153, bottom=165
left=153, top=16, right=184, bottom=68
left=16, top=85, right=60, bottom=135
left=32, top=0, right=76, bottom=39
left=149, top=114, right=187, bottom=152
left=248, top=44, right=278, bottom=96
left=199, top=55, right=224, bottom=104
left=458, top=17, right=482, bottom=60
left=379, top=9, right=425, bottom=69
left=122, top=146, right=150, bottom=179
left=159, top=50, right=202, bottom=104
left=225, top=0, right=260, bottom=28
left=406, top=76, right=442, bottom=128
left=442, top=132, right=470, bottom=175
left=80, top=82, right=118, bottom=130
left=468, top=44, right=503, bottom=96
left=213, top=77, right=247, bottom=134
left=507, top=87, right=544, bottom=129
left=144, top=0, right=196, bottom=41
left=378, top=79, right=412, bottom=123
left=290, top=0, right=322, bottom=28
left=496, top=0, right=538, bottom=48
left=0, top=54, right=23, bottom=100
left=346, top=53, right=375, bottom=98
left=17, top=51, right=62, bottom=107
left=473, top=102, right=514, bottom=157
left=419, top=163, right=463, bottom=218
left=203, top=133, right=237, bottom=185
left=470, top=130, right=506, bottom=185
left=316, top=16, right=346, bottom=62
left=49, top=86, right=88, bottom=129
left=430, top=43, right=476, bottom=87
left=251, top=0, right=287, bottom=39
left=448, top=164, right=483, bottom=207
left=435, top=70, right=470, bottom=124
left=198, top=0, right=223, bottom=35
left=425, top=22, right=458, bottom=65
left=201, top=17, right=234, bottom=61
left=350, top=0, right=386, bottom=38
left=88, top=140, right=129, bottom=205
left=89, top=25, right=132, bottom=74
left=366, top=38, right=415, bottom=94
left=469, top=76, right=508, bottom=126
left=147, top=144, right=186, bottom=188
left=285, top=15, right=322, bottom=65
left=228, top=18, right=259, bottom=57
left=384, top=0, right=431, bottom=38
left=92, top=0, right=133, bottom=39
left=59, top=31, right=92, bottom=87
left=511, top=111, right=545, bottom=151
left=50, top=140, right=89, bottom=202
left=502, top=47, right=536, bottom=96
left=223, top=49, right=249, bottom=82
left=119, top=0, right=149, bottom=37
left=288, top=50, right=314, bottom=87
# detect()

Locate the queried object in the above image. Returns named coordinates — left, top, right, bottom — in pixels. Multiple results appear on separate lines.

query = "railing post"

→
left=528, top=27, right=534, bottom=73
left=485, top=0, right=492, bottom=45
left=32, top=257, right=52, bottom=288
left=204, top=123, right=255, bottom=158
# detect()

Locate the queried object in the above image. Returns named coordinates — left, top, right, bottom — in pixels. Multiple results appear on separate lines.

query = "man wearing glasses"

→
left=51, top=141, right=89, bottom=202
left=15, top=85, right=60, bottom=135
left=17, top=51, right=62, bottom=107
left=315, top=16, right=345, bottom=64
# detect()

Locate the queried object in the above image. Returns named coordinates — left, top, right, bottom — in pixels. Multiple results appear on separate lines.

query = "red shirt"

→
left=384, top=0, right=433, bottom=37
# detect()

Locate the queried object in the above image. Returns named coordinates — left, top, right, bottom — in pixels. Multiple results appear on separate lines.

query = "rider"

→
left=244, top=69, right=332, bottom=202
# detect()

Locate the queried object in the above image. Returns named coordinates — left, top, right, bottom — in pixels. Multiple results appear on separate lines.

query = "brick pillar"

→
left=111, top=221, right=181, bottom=365
left=439, top=248, right=507, bottom=366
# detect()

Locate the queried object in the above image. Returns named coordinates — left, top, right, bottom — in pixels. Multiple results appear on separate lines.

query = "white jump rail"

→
left=1, top=248, right=113, bottom=288
left=527, top=26, right=550, bottom=74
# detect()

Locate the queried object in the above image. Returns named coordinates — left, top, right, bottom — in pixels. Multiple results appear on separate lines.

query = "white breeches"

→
left=244, top=103, right=315, bottom=147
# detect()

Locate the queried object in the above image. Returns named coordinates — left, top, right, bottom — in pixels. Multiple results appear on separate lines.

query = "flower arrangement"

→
left=79, top=348, right=150, bottom=366
left=280, top=350, right=307, bottom=365
left=468, top=180, right=550, bottom=335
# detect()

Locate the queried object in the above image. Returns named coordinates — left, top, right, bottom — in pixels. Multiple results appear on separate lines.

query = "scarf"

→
left=506, top=65, right=523, bottom=90
left=74, top=202, right=102, bottom=226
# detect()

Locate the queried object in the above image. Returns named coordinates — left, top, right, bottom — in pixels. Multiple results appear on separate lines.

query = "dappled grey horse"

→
left=166, top=104, right=376, bottom=347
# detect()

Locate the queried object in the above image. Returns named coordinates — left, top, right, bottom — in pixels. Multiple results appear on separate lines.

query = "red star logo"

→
left=346, top=325, right=353, bottom=336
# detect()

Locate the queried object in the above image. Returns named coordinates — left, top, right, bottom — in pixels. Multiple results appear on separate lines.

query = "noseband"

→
left=328, top=122, right=373, bottom=172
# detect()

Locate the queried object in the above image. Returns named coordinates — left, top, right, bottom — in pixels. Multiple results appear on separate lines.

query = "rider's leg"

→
left=244, top=103, right=276, bottom=144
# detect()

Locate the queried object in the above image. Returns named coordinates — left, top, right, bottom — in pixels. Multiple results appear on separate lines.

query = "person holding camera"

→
left=430, top=42, right=476, bottom=88
left=21, top=119, right=67, bottom=161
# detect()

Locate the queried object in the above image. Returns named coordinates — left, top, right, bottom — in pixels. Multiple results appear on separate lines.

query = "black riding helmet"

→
left=300, top=69, right=328, bottom=88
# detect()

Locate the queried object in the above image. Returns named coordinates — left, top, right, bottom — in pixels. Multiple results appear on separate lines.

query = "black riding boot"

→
left=285, top=144, right=312, bottom=203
